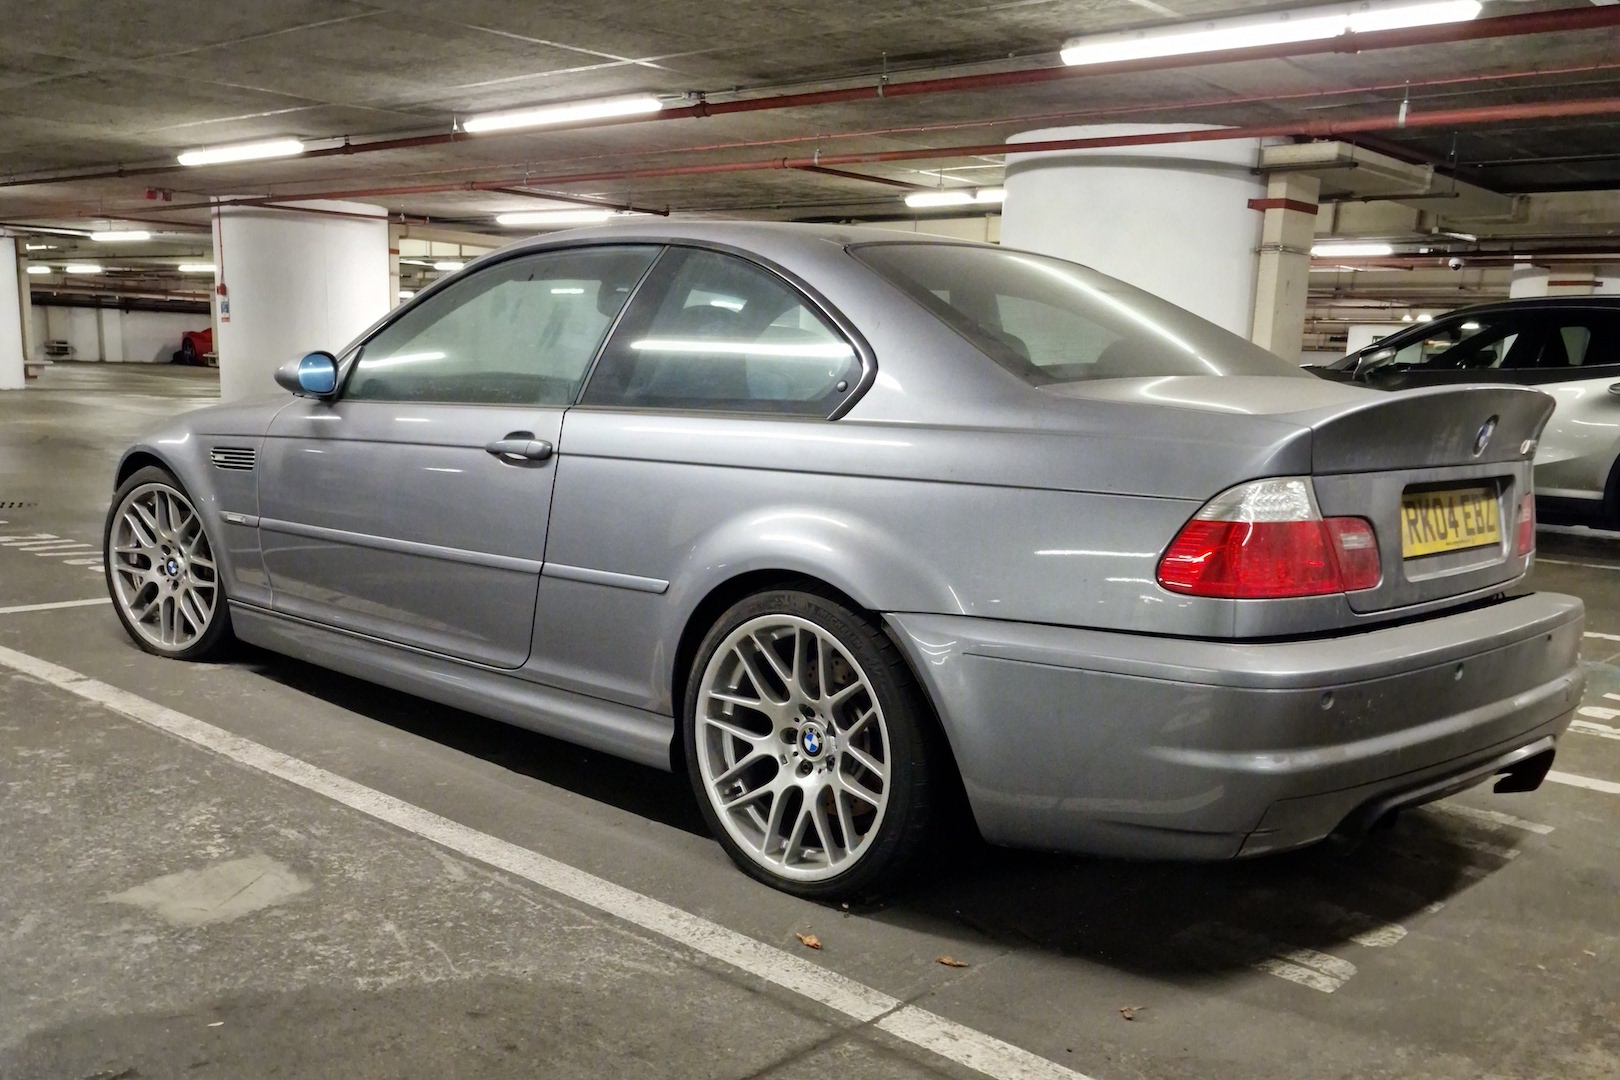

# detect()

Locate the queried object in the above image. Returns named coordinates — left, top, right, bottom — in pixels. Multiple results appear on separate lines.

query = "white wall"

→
left=215, top=200, right=390, bottom=401
left=29, top=305, right=204, bottom=363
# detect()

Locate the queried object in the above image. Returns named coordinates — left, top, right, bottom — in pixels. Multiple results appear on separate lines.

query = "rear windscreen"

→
left=850, top=242, right=1305, bottom=385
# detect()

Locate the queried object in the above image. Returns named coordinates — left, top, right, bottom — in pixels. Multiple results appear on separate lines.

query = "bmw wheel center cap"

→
left=800, top=723, right=826, bottom=759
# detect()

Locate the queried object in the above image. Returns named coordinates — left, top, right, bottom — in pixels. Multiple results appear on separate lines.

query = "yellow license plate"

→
left=1400, top=487, right=1501, bottom=558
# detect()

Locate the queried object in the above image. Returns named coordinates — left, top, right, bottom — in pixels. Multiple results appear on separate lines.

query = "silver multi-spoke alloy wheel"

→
left=108, top=482, right=219, bottom=653
left=695, top=614, right=892, bottom=883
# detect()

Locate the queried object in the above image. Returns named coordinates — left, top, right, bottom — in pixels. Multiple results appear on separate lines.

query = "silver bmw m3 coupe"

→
left=104, top=223, right=1584, bottom=899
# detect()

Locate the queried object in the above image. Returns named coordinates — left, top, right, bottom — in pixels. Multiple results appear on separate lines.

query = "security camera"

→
left=1447, top=256, right=1465, bottom=270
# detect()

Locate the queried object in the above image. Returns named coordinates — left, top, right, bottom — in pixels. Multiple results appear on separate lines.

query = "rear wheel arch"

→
left=670, top=571, right=867, bottom=769
left=668, top=570, right=972, bottom=838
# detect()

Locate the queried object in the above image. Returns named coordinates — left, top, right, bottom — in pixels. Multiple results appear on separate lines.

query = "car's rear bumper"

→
left=885, top=592, right=1584, bottom=860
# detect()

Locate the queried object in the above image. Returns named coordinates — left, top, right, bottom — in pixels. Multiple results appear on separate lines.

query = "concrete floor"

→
left=2, top=361, right=1617, bottom=1080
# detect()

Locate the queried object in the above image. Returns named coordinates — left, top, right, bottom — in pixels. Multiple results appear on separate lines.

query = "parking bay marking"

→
left=1547, top=770, right=1620, bottom=796
left=1430, top=802, right=1555, bottom=835
left=0, top=532, right=104, bottom=573
left=0, top=643, right=1094, bottom=1080
left=0, top=598, right=111, bottom=616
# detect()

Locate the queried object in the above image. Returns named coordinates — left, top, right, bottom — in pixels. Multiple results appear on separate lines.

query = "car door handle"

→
left=485, top=433, right=554, bottom=463
left=1608, top=382, right=1620, bottom=398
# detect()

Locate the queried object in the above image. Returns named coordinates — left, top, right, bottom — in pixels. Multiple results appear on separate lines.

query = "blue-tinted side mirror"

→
left=275, top=351, right=338, bottom=397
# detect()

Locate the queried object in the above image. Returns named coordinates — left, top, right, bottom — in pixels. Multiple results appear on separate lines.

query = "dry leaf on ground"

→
left=795, top=932, right=822, bottom=950
left=1118, top=1005, right=1146, bottom=1021
left=936, top=956, right=969, bottom=968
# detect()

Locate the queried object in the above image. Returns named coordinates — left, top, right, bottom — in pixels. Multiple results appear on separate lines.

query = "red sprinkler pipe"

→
left=3, top=4, right=1619, bottom=192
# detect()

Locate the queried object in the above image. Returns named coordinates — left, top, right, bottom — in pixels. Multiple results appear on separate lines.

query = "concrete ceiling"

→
left=3, top=0, right=1619, bottom=315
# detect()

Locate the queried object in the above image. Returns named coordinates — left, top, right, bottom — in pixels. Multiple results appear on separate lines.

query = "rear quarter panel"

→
left=1534, top=373, right=1620, bottom=500
left=530, top=407, right=1312, bottom=714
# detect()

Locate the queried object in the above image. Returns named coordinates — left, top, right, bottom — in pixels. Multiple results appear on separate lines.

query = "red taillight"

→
left=1325, top=516, right=1382, bottom=591
left=1515, top=494, right=1535, bottom=556
left=1157, top=478, right=1382, bottom=599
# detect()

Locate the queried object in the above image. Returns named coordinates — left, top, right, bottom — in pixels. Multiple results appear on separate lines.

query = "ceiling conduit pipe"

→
left=123, top=94, right=1620, bottom=210
left=3, top=4, right=1619, bottom=192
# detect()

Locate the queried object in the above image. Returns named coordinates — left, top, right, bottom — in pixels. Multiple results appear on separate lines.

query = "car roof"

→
left=1424, top=295, right=1620, bottom=318
left=482, top=219, right=992, bottom=264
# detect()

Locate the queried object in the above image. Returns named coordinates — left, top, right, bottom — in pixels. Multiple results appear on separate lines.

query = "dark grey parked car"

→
left=105, top=223, right=1584, bottom=899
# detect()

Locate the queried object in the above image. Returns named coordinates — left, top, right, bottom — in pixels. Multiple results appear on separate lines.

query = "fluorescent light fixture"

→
left=1416, top=313, right=1433, bottom=322
left=550, top=286, right=586, bottom=295
left=904, top=188, right=1006, bottom=209
left=64, top=264, right=102, bottom=274
left=494, top=208, right=636, bottom=227
left=25, top=265, right=51, bottom=275
left=177, top=138, right=306, bottom=167
left=1401, top=314, right=1415, bottom=322
left=91, top=230, right=150, bottom=243
left=1461, top=321, right=1481, bottom=331
left=24, top=243, right=52, bottom=251
left=398, top=290, right=415, bottom=299
left=1061, top=0, right=1482, bottom=67
left=629, top=338, right=855, bottom=359
left=177, top=263, right=217, bottom=274
left=463, top=95, right=663, bottom=134
left=1311, top=241, right=1395, bottom=258
left=432, top=260, right=465, bottom=272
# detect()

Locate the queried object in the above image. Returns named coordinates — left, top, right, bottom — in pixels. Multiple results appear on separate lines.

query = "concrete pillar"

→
left=1597, top=266, right=1620, bottom=296
left=1001, top=124, right=1270, bottom=336
left=0, top=238, right=25, bottom=389
left=214, top=200, right=390, bottom=401
left=16, top=250, right=36, bottom=367
left=1250, top=173, right=1320, bottom=361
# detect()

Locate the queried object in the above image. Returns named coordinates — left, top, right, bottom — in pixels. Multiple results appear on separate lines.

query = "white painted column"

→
left=0, top=238, right=25, bottom=389
left=214, top=200, right=391, bottom=402
left=1250, top=172, right=1320, bottom=361
left=1001, top=124, right=1270, bottom=336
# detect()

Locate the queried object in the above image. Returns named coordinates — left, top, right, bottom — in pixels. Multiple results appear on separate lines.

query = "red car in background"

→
left=171, top=327, right=213, bottom=366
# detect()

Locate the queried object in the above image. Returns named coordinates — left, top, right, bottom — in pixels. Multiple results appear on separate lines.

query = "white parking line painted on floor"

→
left=1583, top=631, right=1620, bottom=642
left=33, top=547, right=94, bottom=557
left=1538, top=558, right=1620, bottom=572
left=0, top=598, right=112, bottom=616
left=1572, top=718, right=1620, bottom=741
left=1547, top=770, right=1620, bottom=795
left=1174, top=922, right=1357, bottom=994
left=1430, top=802, right=1555, bottom=836
left=1449, top=836, right=1520, bottom=861
left=1307, top=902, right=1407, bottom=948
left=0, top=643, right=1093, bottom=1080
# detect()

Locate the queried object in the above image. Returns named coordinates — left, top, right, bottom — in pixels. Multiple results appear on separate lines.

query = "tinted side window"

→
left=580, top=248, right=860, bottom=415
left=1523, top=314, right=1620, bottom=369
left=346, top=246, right=660, bottom=405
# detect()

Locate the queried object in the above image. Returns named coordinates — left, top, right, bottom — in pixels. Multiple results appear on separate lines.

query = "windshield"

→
left=850, top=242, right=1305, bottom=385
left=1336, top=312, right=1527, bottom=377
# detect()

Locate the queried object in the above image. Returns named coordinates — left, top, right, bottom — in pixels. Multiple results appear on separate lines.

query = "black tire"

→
left=682, top=587, right=937, bottom=902
left=103, top=465, right=233, bottom=661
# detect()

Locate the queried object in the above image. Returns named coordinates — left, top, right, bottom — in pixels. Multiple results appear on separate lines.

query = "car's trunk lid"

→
left=1298, top=382, right=1550, bottom=614
left=1043, top=377, right=1552, bottom=616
